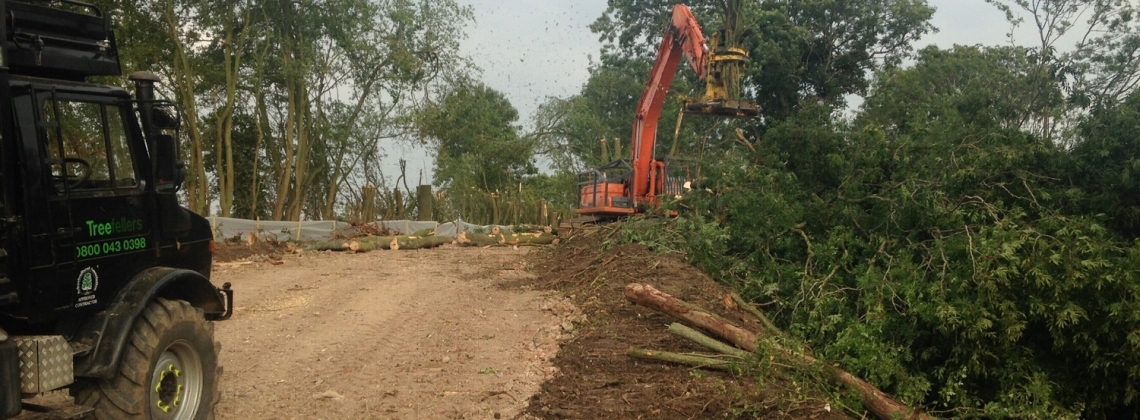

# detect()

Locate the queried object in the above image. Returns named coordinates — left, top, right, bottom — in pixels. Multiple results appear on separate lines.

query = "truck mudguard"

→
left=72, top=267, right=225, bottom=379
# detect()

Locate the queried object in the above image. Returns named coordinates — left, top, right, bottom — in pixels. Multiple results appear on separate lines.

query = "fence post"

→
left=417, top=185, right=433, bottom=221
left=491, top=192, right=501, bottom=226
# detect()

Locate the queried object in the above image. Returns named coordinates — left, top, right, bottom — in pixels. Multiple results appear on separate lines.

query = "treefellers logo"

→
left=77, top=267, right=99, bottom=295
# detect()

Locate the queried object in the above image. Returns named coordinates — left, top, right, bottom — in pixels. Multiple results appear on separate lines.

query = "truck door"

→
left=33, top=90, right=153, bottom=316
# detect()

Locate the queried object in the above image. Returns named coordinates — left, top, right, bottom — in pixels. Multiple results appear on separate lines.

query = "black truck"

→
left=0, top=1, right=232, bottom=419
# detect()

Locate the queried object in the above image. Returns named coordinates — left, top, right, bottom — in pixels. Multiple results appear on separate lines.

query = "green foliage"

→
left=532, top=55, right=648, bottom=172
left=430, top=174, right=573, bottom=226
left=985, top=0, right=1140, bottom=110
left=95, top=0, right=476, bottom=220
left=1073, top=90, right=1140, bottom=237
left=418, top=81, right=536, bottom=192
left=565, top=1, right=1140, bottom=416
left=863, top=45, right=1062, bottom=134
left=638, top=51, right=1140, bottom=416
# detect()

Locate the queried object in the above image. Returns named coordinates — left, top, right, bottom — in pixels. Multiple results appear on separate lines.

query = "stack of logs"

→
left=456, top=226, right=558, bottom=246
left=624, top=283, right=933, bottom=420
left=310, top=226, right=558, bottom=252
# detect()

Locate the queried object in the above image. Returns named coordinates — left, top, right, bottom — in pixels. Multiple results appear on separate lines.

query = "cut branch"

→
left=627, top=348, right=738, bottom=371
left=624, top=283, right=933, bottom=420
left=731, top=292, right=784, bottom=338
left=668, top=323, right=751, bottom=358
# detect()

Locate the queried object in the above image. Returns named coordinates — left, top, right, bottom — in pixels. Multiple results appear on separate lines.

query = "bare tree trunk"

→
left=273, top=50, right=298, bottom=220
left=249, top=51, right=268, bottom=217
left=159, top=0, right=209, bottom=215
left=322, top=80, right=375, bottom=219
left=213, top=0, right=253, bottom=217
left=287, top=85, right=311, bottom=221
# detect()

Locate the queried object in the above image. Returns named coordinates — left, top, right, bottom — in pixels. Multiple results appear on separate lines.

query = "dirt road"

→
left=213, top=246, right=570, bottom=419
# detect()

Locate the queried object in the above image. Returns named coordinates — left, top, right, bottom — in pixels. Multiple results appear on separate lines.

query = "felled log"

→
left=456, top=231, right=558, bottom=247
left=456, top=231, right=492, bottom=246
left=624, top=283, right=761, bottom=352
left=627, top=348, right=738, bottom=371
left=624, top=283, right=933, bottom=420
left=389, top=235, right=452, bottom=250
left=312, top=240, right=352, bottom=251
left=351, top=235, right=453, bottom=251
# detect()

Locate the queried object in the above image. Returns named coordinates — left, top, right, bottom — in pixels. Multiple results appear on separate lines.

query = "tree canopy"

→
left=93, top=0, right=476, bottom=220
left=418, top=81, right=536, bottom=193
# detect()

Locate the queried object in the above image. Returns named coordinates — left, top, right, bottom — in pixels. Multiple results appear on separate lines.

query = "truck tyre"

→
left=74, top=298, right=221, bottom=420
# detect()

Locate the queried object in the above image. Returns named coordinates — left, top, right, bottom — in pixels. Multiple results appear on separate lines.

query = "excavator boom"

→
left=630, top=4, right=707, bottom=203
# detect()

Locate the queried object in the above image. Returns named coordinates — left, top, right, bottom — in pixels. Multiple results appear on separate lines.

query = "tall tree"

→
left=986, top=0, right=1140, bottom=142
left=418, top=81, right=535, bottom=193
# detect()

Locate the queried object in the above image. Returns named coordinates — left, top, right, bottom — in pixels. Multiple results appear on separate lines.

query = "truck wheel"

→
left=74, top=298, right=222, bottom=420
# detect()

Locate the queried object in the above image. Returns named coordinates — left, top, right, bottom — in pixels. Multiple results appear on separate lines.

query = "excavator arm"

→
left=630, top=5, right=705, bottom=203
left=630, top=4, right=756, bottom=203
left=571, top=3, right=758, bottom=223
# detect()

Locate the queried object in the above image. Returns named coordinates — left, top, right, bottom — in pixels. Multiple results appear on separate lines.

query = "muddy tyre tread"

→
left=73, top=298, right=221, bottom=420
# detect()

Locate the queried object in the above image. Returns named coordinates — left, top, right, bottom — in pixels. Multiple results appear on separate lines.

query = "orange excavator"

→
left=566, top=4, right=758, bottom=229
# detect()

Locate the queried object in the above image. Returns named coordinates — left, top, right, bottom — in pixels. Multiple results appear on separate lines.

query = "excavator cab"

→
left=576, top=155, right=699, bottom=212
left=577, top=160, right=636, bottom=215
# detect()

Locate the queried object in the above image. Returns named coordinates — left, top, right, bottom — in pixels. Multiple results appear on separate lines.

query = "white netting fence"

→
left=208, top=217, right=522, bottom=242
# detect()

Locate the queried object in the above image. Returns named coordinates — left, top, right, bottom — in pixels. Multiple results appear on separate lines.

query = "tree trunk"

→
left=389, top=235, right=452, bottom=250
left=668, top=323, right=751, bottom=359
left=311, top=240, right=352, bottom=251
left=624, top=283, right=761, bottom=351
left=214, top=0, right=251, bottom=217
left=273, top=48, right=297, bottom=220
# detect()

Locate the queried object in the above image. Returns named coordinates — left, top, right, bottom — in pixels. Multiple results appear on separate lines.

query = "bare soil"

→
left=518, top=229, right=853, bottom=419
left=212, top=245, right=570, bottom=420
left=15, top=229, right=856, bottom=420
left=13, top=243, right=571, bottom=420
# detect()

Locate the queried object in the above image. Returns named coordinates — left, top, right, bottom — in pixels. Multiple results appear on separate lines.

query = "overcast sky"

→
left=389, top=0, right=1026, bottom=184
